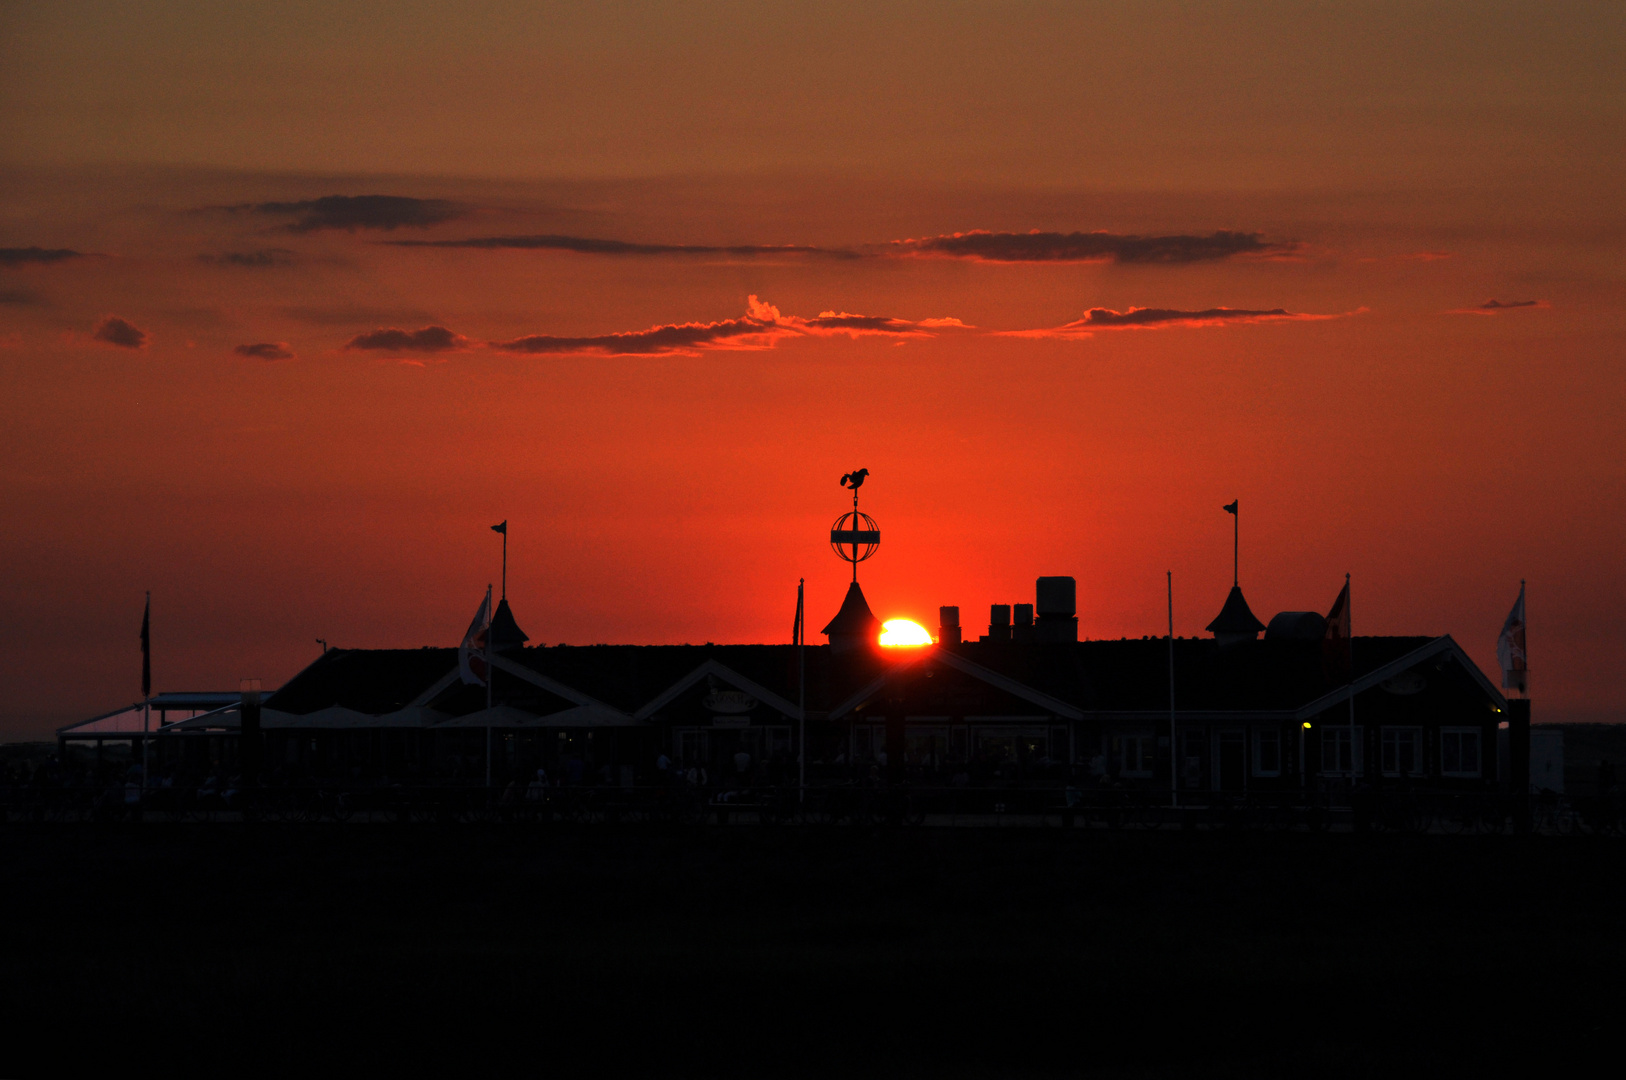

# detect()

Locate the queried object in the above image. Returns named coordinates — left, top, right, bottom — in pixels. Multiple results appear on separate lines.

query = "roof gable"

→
left=635, top=658, right=802, bottom=721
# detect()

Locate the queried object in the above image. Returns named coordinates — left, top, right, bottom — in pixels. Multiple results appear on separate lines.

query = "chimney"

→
left=1035, top=576, right=1079, bottom=643
left=1013, top=603, right=1035, bottom=643
left=938, top=606, right=961, bottom=645
left=986, top=604, right=1011, bottom=643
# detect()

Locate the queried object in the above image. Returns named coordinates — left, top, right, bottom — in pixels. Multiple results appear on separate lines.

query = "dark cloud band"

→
left=1004, top=305, right=1355, bottom=338
left=200, top=249, right=296, bottom=268
left=1444, top=298, right=1549, bottom=315
left=348, top=298, right=967, bottom=359
left=234, top=342, right=295, bottom=360
left=889, top=230, right=1295, bottom=264
left=1, top=247, right=87, bottom=266
left=236, top=196, right=460, bottom=233
left=385, top=229, right=1293, bottom=265
left=344, top=326, right=469, bottom=353
left=386, top=234, right=856, bottom=259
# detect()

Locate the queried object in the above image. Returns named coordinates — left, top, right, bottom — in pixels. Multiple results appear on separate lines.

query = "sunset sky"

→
left=2, top=2, right=1623, bottom=736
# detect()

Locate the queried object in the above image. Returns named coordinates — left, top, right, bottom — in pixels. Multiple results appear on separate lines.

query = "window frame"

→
left=1380, top=725, right=1425, bottom=778
left=1319, top=724, right=1365, bottom=778
left=1253, top=728, right=1282, bottom=777
left=1440, top=726, right=1483, bottom=778
left=1121, top=733, right=1155, bottom=778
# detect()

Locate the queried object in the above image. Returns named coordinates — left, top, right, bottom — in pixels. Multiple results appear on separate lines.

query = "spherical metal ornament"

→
left=830, top=510, right=880, bottom=564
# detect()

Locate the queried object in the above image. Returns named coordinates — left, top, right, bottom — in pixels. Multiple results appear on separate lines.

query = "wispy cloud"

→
left=344, top=325, right=470, bottom=353
left=386, top=234, right=856, bottom=259
left=199, top=249, right=296, bottom=268
left=886, top=230, right=1297, bottom=264
left=233, top=195, right=461, bottom=233
left=234, top=342, right=296, bottom=360
left=1, top=247, right=89, bottom=266
left=93, top=316, right=148, bottom=349
left=1004, top=305, right=1358, bottom=339
left=484, top=297, right=970, bottom=357
left=1444, top=298, right=1549, bottom=315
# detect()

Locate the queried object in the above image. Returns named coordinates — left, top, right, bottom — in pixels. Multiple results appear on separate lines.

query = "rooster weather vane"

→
left=831, top=468, right=880, bottom=582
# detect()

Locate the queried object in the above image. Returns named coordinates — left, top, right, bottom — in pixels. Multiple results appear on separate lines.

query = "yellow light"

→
left=879, top=619, right=934, bottom=647
left=1302, top=722, right=1312, bottom=730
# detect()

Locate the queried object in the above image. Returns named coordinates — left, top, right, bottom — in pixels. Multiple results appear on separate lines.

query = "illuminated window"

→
left=1441, top=728, right=1481, bottom=778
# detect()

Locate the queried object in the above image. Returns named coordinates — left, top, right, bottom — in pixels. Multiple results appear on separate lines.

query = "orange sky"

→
left=2, top=3, right=1624, bottom=735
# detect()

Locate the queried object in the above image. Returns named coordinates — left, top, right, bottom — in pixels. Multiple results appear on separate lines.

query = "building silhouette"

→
left=63, top=574, right=1522, bottom=798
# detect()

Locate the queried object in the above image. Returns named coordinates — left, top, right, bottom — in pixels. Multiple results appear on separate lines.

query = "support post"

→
left=1508, top=698, right=1531, bottom=832
left=1168, top=571, right=1177, bottom=810
left=797, top=578, right=806, bottom=804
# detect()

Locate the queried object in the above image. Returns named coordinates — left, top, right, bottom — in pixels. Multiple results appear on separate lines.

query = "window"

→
left=1441, top=728, right=1482, bottom=777
left=675, top=729, right=709, bottom=765
left=1122, top=734, right=1155, bottom=777
left=1381, top=727, right=1423, bottom=777
left=852, top=724, right=885, bottom=763
left=1180, top=730, right=1206, bottom=789
left=1254, top=729, right=1281, bottom=776
left=1320, top=726, right=1364, bottom=776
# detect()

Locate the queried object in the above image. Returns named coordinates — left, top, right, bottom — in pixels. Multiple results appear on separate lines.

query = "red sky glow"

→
left=1, top=2, right=1623, bottom=735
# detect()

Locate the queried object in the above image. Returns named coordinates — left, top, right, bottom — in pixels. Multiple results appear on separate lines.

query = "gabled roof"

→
left=58, top=692, right=246, bottom=737
left=171, top=633, right=1494, bottom=733
left=488, top=653, right=625, bottom=716
left=830, top=647, right=1086, bottom=721
left=266, top=648, right=456, bottom=715
left=1293, top=635, right=1505, bottom=720
left=634, top=658, right=803, bottom=721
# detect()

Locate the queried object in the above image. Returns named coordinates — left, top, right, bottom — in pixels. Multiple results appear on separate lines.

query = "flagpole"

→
left=1346, top=573, right=1356, bottom=797
left=485, top=583, right=493, bottom=789
left=142, top=592, right=150, bottom=793
left=797, top=578, right=806, bottom=805
left=1168, top=571, right=1176, bottom=810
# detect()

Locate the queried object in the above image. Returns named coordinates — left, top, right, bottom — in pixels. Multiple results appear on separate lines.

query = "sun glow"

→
left=879, top=619, right=934, bottom=647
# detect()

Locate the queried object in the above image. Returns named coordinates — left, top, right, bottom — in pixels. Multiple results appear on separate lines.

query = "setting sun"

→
left=878, top=619, right=934, bottom=647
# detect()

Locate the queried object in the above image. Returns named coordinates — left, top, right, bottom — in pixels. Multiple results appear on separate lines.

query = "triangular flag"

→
left=1497, top=583, right=1527, bottom=693
left=459, top=588, right=492, bottom=686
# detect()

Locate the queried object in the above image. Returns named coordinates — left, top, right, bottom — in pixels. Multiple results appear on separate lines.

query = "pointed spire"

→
left=1206, top=584, right=1265, bottom=647
left=489, top=597, right=529, bottom=652
left=820, top=581, right=880, bottom=652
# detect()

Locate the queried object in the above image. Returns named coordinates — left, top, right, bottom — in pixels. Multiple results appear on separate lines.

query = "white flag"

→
left=459, top=588, right=491, bottom=686
left=1496, top=582, right=1527, bottom=693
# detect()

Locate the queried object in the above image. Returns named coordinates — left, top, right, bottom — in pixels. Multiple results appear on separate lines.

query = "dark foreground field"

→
left=2, top=826, right=1621, bottom=1077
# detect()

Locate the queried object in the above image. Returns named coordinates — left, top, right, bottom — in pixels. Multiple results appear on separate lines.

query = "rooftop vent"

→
left=1265, top=611, right=1327, bottom=641
left=986, top=604, right=1011, bottom=643
left=1035, top=576, right=1079, bottom=642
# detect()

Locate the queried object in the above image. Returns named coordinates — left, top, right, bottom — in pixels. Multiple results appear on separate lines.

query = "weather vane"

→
left=831, top=469, right=879, bottom=582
